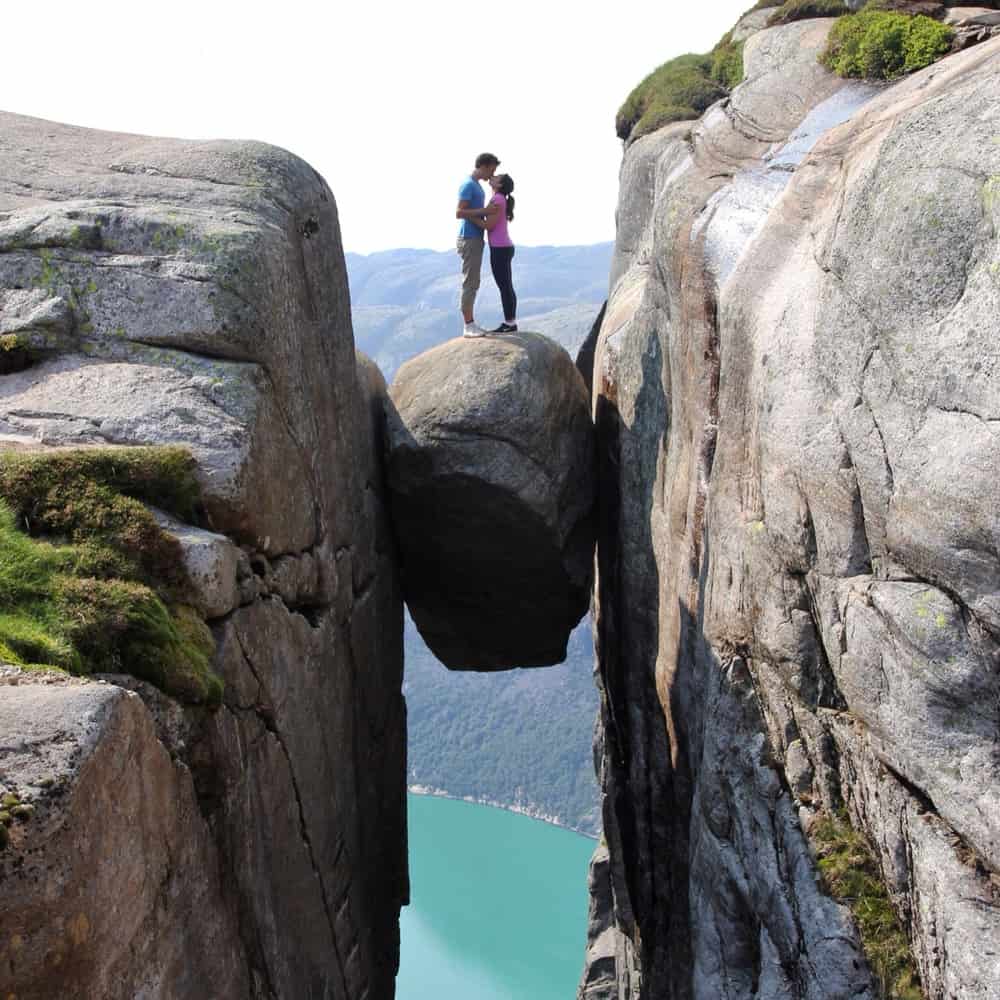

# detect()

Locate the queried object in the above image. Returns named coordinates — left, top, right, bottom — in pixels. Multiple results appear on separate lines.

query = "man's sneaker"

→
left=462, top=323, right=487, bottom=338
left=491, top=322, right=518, bottom=333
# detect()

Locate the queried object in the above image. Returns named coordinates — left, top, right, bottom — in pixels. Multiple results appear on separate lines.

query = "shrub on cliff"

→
left=616, top=54, right=725, bottom=142
left=821, top=8, right=953, bottom=78
left=0, top=447, right=222, bottom=705
left=766, top=0, right=849, bottom=24
left=616, top=33, right=747, bottom=143
left=813, top=812, right=923, bottom=999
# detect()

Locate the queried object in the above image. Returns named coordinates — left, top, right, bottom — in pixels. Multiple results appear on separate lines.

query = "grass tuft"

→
left=767, top=0, right=849, bottom=24
left=0, top=448, right=222, bottom=706
left=821, top=8, right=953, bottom=79
left=813, top=811, right=924, bottom=999
left=616, top=31, right=748, bottom=144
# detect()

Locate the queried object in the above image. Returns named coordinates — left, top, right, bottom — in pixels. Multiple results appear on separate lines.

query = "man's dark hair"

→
left=475, top=152, right=500, bottom=168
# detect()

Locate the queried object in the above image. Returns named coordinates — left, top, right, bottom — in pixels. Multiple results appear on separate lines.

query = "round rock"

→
left=384, top=332, right=596, bottom=670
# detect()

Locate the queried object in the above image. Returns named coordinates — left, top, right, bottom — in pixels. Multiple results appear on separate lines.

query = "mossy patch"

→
left=821, top=8, right=953, bottom=79
left=0, top=447, right=222, bottom=706
left=767, top=0, right=849, bottom=25
left=616, top=53, right=726, bottom=142
left=711, top=33, right=746, bottom=91
left=0, top=333, right=34, bottom=375
left=813, top=811, right=923, bottom=999
left=616, top=31, right=748, bottom=143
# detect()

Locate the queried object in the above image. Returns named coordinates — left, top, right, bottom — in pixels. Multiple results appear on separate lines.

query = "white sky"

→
left=2, top=0, right=751, bottom=255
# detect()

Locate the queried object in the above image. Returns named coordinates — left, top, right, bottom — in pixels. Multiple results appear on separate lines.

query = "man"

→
left=455, top=153, right=499, bottom=337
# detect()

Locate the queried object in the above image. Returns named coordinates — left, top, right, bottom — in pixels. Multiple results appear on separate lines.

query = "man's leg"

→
left=457, top=237, right=483, bottom=324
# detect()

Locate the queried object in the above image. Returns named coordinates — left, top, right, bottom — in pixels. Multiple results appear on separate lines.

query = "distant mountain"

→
left=347, top=243, right=612, bottom=379
left=348, top=244, right=608, bottom=835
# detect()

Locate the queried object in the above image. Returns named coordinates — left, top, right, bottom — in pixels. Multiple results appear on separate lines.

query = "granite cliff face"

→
left=0, top=114, right=406, bottom=999
left=581, top=19, right=1000, bottom=1000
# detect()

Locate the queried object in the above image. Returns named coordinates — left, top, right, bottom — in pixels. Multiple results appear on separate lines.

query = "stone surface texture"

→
left=0, top=113, right=406, bottom=999
left=581, top=23, right=1000, bottom=1000
left=384, top=332, right=596, bottom=669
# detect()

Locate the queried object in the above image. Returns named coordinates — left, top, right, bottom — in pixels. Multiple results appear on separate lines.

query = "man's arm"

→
left=464, top=215, right=493, bottom=230
left=456, top=202, right=499, bottom=220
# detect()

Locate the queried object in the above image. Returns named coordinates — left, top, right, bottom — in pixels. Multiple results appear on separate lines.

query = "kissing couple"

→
left=455, top=152, right=518, bottom=338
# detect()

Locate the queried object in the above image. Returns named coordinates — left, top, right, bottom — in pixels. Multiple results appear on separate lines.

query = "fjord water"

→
left=397, top=793, right=595, bottom=998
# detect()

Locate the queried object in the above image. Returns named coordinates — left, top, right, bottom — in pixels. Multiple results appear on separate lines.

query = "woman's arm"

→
left=456, top=202, right=500, bottom=221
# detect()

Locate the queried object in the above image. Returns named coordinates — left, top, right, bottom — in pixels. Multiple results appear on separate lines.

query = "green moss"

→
left=150, top=224, right=188, bottom=254
left=617, top=53, right=725, bottom=142
left=821, top=9, right=953, bottom=79
left=710, top=33, right=746, bottom=91
left=0, top=446, right=201, bottom=527
left=768, top=0, right=848, bottom=24
left=813, top=811, right=924, bottom=999
left=0, top=448, right=223, bottom=706
left=616, top=12, right=756, bottom=143
left=982, top=175, right=1000, bottom=214
left=0, top=613, right=78, bottom=669
left=0, top=333, right=34, bottom=375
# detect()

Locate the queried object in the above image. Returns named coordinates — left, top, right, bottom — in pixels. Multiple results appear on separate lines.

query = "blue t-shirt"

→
left=458, top=176, right=485, bottom=239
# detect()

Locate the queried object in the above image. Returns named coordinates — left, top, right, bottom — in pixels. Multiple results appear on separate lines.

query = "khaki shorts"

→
left=456, top=235, right=484, bottom=315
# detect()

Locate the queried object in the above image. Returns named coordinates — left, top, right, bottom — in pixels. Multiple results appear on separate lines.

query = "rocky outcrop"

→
left=0, top=113, right=406, bottom=998
left=384, top=332, right=596, bottom=669
left=583, top=20, right=1000, bottom=1000
left=0, top=671, right=248, bottom=998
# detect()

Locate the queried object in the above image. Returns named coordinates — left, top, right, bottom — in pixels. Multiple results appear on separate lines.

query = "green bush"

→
left=821, top=9, right=953, bottom=79
left=0, top=446, right=200, bottom=595
left=711, top=33, right=745, bottom=91
left=0, top=448, right=222, bottom=706
left=768, top=0, right=849, bottom=24
left=616, top=29, right=750, bottom=144
left=813, top=812, right=923, bottom=999
left=617, top=53, right=725, bottom=142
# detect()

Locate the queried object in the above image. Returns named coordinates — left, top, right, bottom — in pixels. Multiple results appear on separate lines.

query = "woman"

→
left=466, top=173, right=517, bottom=333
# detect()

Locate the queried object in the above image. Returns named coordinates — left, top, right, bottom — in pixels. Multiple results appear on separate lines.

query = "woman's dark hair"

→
left=497, top=174, right=515, bottom=221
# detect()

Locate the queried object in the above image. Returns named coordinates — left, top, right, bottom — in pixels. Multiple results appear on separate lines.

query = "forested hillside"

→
left=403, top=616, right=600, bottom=836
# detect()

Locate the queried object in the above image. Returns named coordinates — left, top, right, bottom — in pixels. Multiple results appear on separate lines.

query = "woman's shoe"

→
left=491, top=322, right=518, bottom=333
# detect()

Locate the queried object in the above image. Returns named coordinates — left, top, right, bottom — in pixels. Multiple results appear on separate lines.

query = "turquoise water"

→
left=397, top=793, right=596, bottom=999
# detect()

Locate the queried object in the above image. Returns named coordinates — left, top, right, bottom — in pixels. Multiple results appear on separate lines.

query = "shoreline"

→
left=407, top=784, right=599, bottom=840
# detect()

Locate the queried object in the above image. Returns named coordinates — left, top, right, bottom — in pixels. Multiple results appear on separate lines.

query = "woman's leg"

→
left=490, top=246, right=517, bottom=322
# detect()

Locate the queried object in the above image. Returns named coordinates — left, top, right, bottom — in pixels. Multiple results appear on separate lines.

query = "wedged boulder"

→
left=384, top=332, right=596, bottom=670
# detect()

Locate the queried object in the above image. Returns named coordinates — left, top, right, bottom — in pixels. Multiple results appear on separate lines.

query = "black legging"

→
left=489, top=245, right=517, bottom=322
